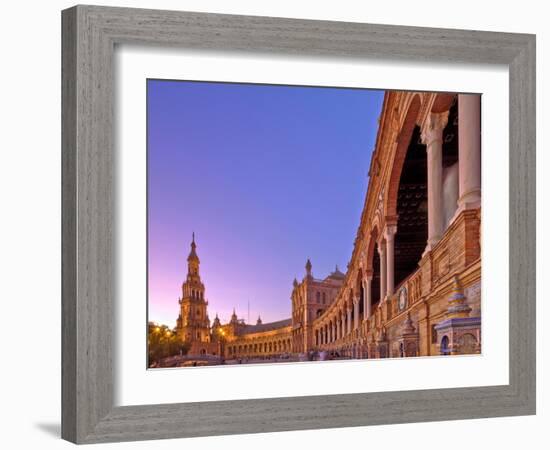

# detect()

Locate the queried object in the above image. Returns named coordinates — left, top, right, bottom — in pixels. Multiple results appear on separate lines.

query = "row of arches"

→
left=226, top=337, right=292, bottom=359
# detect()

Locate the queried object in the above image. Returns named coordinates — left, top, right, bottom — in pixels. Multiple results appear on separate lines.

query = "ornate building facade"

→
left=173, top=90, right=481, bottom=361
left=291, top=261, right=345, bottom=354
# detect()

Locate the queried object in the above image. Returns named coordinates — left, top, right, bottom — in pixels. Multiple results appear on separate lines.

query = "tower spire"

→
left=187, top=232, right=200, bottom=275
left=305, top=258, right=312, bottom=278
left=187, top=233, right=199, bottom=260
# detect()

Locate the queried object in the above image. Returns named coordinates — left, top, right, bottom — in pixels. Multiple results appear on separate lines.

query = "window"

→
left=322, top=292, right=326, bottom=304
left=316, top=291, right=321, bottom=302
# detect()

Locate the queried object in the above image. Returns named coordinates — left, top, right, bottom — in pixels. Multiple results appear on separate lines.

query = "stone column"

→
left=378, top=240, right=387, bottom=301
left=421, top=111, right=449, bottom=253
left=458, top=94, right=481, bottom=211
left=384, top=225, right=397, bottom=296
left=341, top=313, right=346, bottom=338
left=353, top=297, right=359, bottom=330
left=365, top=273, right=373, bottom=319
left=347, top=307, right=352, bottom=335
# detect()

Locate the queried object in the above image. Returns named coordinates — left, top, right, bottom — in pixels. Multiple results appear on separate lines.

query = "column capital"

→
left=421, top=111, right=449, bottom=146
left=365, top=269, right=374, bottom=281
left=383, top=223, right=398, bottom=241
left=377, top=238, right=386, bottom=254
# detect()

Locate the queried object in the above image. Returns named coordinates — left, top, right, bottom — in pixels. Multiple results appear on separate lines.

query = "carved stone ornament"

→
left=420, top=111, right=449, bottom=146
left=398, top=286, right=408, bottom=311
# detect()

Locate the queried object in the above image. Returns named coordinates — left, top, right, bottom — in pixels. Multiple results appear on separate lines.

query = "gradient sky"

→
left=148, top=79, right=384, bottom=327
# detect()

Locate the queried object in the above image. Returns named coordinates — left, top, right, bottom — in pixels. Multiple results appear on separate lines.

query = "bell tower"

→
left=176, top=234, right=211, bottom=346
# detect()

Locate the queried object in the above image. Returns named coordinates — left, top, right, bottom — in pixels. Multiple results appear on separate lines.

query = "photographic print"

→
left=147, top=80, right=481, bottom=369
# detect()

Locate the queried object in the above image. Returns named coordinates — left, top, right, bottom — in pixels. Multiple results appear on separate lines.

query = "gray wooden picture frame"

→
left=61, top=4, right=536, bottom=444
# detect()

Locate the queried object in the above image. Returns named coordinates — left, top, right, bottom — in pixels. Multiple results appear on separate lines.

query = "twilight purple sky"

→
left=147, top=79, right=384, bottom=327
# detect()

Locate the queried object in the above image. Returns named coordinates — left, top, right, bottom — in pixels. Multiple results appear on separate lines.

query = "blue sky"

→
left=148, top=79, right=384, bottom=326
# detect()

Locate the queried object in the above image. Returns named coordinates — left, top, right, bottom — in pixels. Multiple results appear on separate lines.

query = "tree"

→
left=147, top=323, right=190, bottom=367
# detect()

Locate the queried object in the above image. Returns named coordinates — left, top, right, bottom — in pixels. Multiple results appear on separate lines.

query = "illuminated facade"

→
left=174, top=90, right=481, bottom=361
left=175, top=234, right=218, bottom=356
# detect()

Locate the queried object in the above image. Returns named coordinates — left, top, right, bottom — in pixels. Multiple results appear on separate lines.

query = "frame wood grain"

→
left=61, top=5, right=536, bottom=444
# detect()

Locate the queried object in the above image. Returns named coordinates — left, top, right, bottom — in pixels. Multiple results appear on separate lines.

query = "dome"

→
left=326, top=265, right=345, bottom=280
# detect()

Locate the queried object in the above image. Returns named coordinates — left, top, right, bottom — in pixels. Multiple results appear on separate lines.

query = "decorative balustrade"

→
left=407, top=270, right=422, bottom=304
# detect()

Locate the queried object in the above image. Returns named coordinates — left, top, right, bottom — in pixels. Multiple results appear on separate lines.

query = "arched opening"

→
left=440, top=335, right=450, bottom=356
left=393, top=124, right=428, bottom=287
left=348, top=292, right=354, bottom=330
left=366, top=230, right=381, bottom=310
left=386, top=95, right=422, bottom=217
left=391, top=95, right=459, bottom=288
left=356, top=269, right=364, bottom=321
left=372, top=252, right=380, bottom=308
left=440, top=98, right=459, bottom=227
